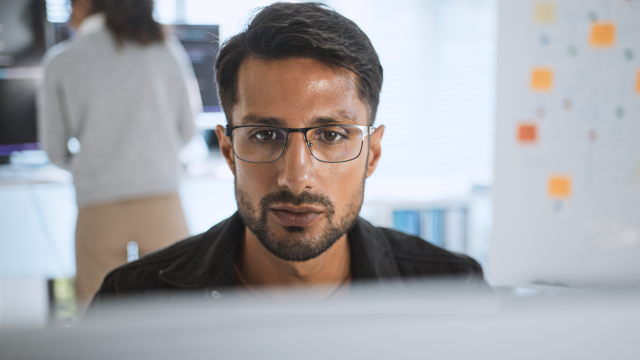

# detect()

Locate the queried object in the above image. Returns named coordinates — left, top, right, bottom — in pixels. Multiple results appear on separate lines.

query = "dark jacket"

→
left=90, top=212, right=485, bottom=306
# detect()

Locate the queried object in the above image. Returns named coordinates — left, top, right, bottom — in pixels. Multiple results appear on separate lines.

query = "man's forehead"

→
left=239, top=111, right=359, bottom=127
left=238, top=56, right=354, bottom=84
left=233, top=57, right=369, bottom=127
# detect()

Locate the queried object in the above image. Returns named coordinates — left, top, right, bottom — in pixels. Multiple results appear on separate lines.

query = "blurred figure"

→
left=37, top=0, right=202, bottom=311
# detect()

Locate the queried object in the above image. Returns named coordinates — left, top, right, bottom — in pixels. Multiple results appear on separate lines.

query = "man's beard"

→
left=235, top=182, right=364, bottom=262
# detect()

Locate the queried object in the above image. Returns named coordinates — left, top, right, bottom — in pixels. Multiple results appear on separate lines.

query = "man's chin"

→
left=254, top=216, right=351, bottom=262
left=281, top=225, right=305, bottom=233
left=267, top=217, right=323, bottom=236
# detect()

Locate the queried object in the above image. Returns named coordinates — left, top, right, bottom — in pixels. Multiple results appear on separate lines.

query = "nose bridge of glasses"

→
left=284, top=130, right=313, bottom=155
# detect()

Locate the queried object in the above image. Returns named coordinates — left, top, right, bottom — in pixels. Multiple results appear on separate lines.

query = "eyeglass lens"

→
left=231, top=126, right=364, bottom=163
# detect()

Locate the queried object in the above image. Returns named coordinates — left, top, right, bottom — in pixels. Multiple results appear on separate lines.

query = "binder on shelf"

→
left=392, top=210, right=421, bottom=237
left=391, top=207, right=468, bottom=251
left=422, top=209, right=444, bottom=247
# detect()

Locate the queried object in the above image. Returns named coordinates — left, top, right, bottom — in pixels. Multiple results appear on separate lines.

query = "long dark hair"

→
left=91, top=0, right=164, bottom=45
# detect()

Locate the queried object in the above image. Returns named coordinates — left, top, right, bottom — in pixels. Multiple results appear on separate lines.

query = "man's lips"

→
left=270, top=204, right=324, bottom=227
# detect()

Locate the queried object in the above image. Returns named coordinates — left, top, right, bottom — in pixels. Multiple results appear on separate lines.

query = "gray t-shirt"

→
left=38, top=16, right=202, bottom=206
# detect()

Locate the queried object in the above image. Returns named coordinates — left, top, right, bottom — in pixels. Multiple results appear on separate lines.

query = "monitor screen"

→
left=0, top=0, right=46, bottom=156
left=0, top=78, right=38, bottom=155
left=173, top=25, right=220, bottom=113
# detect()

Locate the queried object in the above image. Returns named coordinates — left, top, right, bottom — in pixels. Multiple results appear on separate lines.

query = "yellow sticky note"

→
left=531, top=68, right=553, bottom=91
left=549, top=176, right=571, bottom=198
left=590, top=22, right=616, bottom=47
left=535, top=3, right=556, bottom=24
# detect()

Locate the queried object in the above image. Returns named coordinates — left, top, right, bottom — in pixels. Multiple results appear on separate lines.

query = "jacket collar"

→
left=347, top=217, right=402, bottom=281
left=158, top=213, right=244, bottom=288
left=158, top=212, right=401, bottom=289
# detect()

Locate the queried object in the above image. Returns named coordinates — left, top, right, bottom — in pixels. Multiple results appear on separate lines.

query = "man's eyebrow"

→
left=310, top=112, right=358, bottom=126
left=240, top=112, right=358, bottom=127
left=240, top=114, right=286, bottom=126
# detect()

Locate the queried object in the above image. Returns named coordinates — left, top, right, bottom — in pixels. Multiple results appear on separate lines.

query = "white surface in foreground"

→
left=0, top=277, right=48, bottom=330
left=1, top=283, right=639, bottom=359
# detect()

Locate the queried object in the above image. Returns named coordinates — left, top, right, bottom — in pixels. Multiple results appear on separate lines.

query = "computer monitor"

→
left=173, top=25, right=220, bottom=113
left=0, top=0, right=47, bottom=163
left=0, top=78, right=39, bottom=157
left=173, top=25, right=220, bottom=148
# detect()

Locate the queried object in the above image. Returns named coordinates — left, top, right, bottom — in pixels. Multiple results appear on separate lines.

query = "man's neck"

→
left=236, top=227, right=351, bottom=288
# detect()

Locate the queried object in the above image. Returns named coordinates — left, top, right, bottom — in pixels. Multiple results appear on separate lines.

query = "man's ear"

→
left=216, top=124, right=236, bottom=175
left=366, top=125, right=384, bottom=178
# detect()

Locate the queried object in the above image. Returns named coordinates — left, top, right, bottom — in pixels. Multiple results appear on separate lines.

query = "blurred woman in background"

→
left=38, top=0, right=202, bottom=312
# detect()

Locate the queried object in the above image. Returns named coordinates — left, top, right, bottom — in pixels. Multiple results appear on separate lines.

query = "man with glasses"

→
left=90, top=2, right=484, bottom=306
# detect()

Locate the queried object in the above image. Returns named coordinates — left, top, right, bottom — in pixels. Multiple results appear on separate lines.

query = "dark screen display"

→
left=173, top=25, right=220, bottom=113
left=0, top=79, right=38, bottom=146
left=0, top=0, right=46, bottom=155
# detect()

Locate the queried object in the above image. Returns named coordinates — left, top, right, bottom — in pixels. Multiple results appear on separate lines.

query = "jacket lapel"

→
left=348, top=217, right=402, bottom=281
left=158, top=212, right=245, bottom=288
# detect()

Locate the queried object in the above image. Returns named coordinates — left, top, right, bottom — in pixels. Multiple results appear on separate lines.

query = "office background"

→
left=1, top=0, right=497, bottom=283
left=1, top=0, right=639, bottom=328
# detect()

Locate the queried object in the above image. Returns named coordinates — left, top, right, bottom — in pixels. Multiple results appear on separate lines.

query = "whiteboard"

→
left=491, top=0, right=640, bottom=286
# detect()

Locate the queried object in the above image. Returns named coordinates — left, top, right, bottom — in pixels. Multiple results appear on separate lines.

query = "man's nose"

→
left=277, top=132, right=316, bottom=194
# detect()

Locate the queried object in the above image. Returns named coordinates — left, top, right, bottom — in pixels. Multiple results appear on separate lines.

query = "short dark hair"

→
left=215, top=2, right=383, bottom=125
left=90, top=0, right=164, bottom=45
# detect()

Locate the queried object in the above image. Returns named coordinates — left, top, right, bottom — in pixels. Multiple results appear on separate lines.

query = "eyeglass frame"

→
left=224, top=124, right=377, bottom=164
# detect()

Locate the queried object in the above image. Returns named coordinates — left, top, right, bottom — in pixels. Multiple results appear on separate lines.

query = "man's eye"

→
left=255, top=131, right=277, bottom=140
left=321, top=131, right=344, bottom=142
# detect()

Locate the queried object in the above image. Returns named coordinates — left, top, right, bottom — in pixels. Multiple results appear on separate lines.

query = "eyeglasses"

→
left=225, top=125, right=376, bottom=163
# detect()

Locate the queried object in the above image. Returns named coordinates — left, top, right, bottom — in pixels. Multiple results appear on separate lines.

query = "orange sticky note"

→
left=531, top=68, right=553, bottom=91
left=590, top=22, right=615, bottom=47
left=549, top=176, right=571, bottom=198
left=518, top=123, right=537, bottom=143
left=636, top=71, right=640, bottom=94
left=535, top=3, right=556, bottom=24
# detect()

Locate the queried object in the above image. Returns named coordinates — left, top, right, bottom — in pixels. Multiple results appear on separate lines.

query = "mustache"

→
left=259, top=190, right=335, bottom=216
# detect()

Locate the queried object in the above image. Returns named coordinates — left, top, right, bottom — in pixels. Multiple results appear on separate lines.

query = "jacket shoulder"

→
left=379, top=227, right=484, bottom=278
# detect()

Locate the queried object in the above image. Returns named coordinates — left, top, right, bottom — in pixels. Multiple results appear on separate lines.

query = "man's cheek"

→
left=238, top=165, right=272, bottom=190
left=323, top=161, right=357, bottom=180
left=323, top=164, right=361, bottom=203
left=327, top=162, right=362, bottom=186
